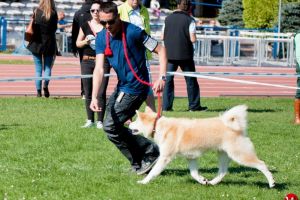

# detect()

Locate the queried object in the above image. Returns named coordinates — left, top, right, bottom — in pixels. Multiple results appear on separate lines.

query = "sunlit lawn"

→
left=0, top=97, right=299, bottom=199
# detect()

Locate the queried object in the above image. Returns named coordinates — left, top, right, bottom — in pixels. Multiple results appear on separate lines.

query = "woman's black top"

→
left=27, top=8, right=58, bottom=56
left=81, top=22, right=95, bottom=57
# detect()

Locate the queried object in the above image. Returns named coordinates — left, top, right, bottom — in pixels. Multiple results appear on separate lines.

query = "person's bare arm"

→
left=190, top=32, right=196, bottom=43
left=190, top=20, right=197, bottom=43
left=76, top=28, right=90, bottom=48
left=152, top=43, right=167, bottom=93
left=90, top=54, right=105, bottom=112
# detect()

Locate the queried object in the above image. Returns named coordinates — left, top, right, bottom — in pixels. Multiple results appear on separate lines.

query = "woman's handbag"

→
left=24, top=11, right=35, bottom=42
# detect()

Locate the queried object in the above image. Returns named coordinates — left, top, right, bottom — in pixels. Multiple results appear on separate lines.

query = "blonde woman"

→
left=27, top=0, right=58, bottom=98
left=76, top=1, right=110, bottom=129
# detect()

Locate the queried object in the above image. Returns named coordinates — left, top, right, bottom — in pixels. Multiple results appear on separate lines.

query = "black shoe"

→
left=130, top=164, right=141, bottom=174
left=189, top=106, right=208, bottom=112
left=43, top=87, right=50, bottom=98
left=37, top=90, right=42, bottom=97
left=136, top=157, right=159, bottom=175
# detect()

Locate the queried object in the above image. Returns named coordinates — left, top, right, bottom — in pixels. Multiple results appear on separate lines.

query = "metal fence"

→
left=194, top=30, right=295, bottom=67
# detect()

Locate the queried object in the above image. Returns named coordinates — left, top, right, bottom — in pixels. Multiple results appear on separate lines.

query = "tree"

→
left=243, top=0, right=278, bottom=28
left=217, top=0, right=244, bottom=27
left=280, top=2, right=300, bottom=33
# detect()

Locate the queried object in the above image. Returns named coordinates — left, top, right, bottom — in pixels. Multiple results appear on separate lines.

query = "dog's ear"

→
left=135, top=110, right=140, bottom=117
left=144, top=106, right=154, bottom=113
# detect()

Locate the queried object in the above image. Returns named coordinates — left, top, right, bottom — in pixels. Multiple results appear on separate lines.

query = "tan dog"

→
left=129, top=105, right=275, bottom=188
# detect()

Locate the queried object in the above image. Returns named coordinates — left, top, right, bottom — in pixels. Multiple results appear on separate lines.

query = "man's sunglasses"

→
left=100, top=19, right=116, bottom=26
left=90, top=9, right=99, bottom=13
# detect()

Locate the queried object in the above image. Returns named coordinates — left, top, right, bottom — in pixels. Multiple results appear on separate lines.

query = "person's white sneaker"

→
left=81, top=120, right=94, bottom=128
left=96, top=121, right=103, bottom=129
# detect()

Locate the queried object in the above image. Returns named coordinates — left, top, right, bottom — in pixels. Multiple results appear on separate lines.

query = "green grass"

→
left=0, top=60, right=33, bottom=65
left=0, top=97, right=299, bottom=199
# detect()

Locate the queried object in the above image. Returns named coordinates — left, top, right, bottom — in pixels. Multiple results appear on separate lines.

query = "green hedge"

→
left=243, top=0, right=278, bottom=28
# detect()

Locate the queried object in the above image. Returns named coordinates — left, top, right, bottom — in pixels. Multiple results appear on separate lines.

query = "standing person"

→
left=90, top=2, right=167, bottom=174
left=27, top=0, right=58, bottom=98
left=56, top=10, right=72, bottom=55
left=162, top=0, right=207, bottom=112
left=118, top=0, right=156, bottom=112
left=76, top=1, right=110, bottom=129
left=57, top=10, right=72, bottom=32
left=294, top=33, right=300, bottom=125
left=72, top=0, right=93, bottom=99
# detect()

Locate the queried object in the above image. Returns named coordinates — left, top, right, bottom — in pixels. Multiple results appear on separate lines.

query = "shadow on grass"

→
left=162, top=166, right=278, bottom=176
left=159, top=166, right=286, bottom=189
left=0, top=123, right=22, bottom=131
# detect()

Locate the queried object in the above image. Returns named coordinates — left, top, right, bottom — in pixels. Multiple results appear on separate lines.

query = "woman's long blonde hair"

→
left=38, top=0, right=56, bottom=21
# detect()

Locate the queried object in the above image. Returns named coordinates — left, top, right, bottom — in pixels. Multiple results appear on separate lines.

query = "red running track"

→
left=0, top=54, right=297, bottom=97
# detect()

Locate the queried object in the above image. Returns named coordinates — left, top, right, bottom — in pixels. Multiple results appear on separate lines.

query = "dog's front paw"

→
left=207, top=180, right=218, bottom=185
left=137, top=179, right=149, bottom=184
left=269, top=182, right=275, bottom=188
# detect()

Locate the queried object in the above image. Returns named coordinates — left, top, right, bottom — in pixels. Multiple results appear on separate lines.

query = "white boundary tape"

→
left=0, top=71, right=299, bottom=83
left=0, top=71, right=299, bottom=90
left=169, top=72, right=300, bottom=90
left=188, top=72, right=300, bottom=77
left=0, top=74, right=113, bottom=82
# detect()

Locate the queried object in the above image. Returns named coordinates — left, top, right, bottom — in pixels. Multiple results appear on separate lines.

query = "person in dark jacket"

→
left=72, top=0, right=93, bottom=99
left=27, top=0, right=58, bottom=98
left=162, top=0, right=207, bottom=111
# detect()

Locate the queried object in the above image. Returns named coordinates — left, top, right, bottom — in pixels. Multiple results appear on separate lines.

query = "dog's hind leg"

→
left=138, top=155, right=172, bottom=184
left=225, top=138, right=275, bottom=188
left=188, top=159, right=208, bottom=185
left=208, top=151, right=230, bottom=185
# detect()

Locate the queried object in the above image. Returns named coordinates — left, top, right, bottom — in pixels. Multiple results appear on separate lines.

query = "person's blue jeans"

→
left=103, top=90, right=159, bottom=169
left=32, top=54, right=55, bottom=90
left=163, top=59, right=201, bottom=111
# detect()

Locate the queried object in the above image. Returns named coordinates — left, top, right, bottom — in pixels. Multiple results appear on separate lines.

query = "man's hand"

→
left=90, top=98, right=102, bottom=112
left=152, top=79, right=165, bottom=94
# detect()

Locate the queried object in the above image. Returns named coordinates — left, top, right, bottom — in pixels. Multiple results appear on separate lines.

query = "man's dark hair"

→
left=176, top=0, right=191, bottom=12
left=99, top=1, right=118, bottom=17
left=177, top=0, right=191, bottom=4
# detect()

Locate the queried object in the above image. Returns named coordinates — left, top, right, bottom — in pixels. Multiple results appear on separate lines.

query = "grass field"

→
left=0, top=97, right=299, bottom=199
left=0, top=60, right=33, bottom=65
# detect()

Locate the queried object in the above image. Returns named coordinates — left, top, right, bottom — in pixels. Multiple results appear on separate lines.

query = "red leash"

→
left=120, top=23, right=162, bottom=118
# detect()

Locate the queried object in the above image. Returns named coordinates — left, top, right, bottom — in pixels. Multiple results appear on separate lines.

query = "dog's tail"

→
left=220, top=105, right=248, bottom=134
